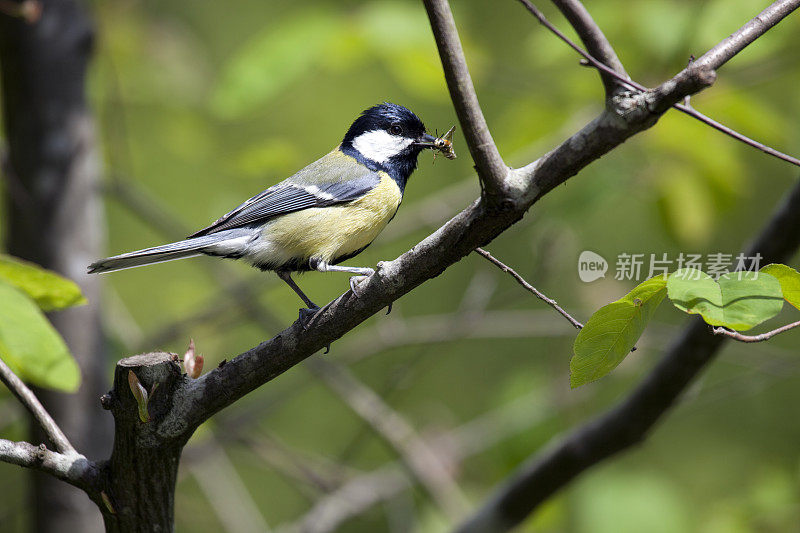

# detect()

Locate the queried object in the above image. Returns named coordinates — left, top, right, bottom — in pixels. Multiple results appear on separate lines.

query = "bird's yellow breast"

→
left=256, top=172, right=402, bottom=266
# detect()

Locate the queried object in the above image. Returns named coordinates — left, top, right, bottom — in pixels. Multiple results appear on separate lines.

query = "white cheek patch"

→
left=352, top=130, right=414, bottom=163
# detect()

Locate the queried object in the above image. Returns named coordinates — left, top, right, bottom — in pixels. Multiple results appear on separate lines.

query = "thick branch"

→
left=0, top=438, right=99, bottom=492
left=0, top=356, right=75, bottom=454
left=421, top=0, right=509, bottom=200
left=454, top=178, right=800, bottom=533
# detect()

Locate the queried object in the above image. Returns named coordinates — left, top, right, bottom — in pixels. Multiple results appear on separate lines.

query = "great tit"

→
left=88, top=102, right=442, bottom=314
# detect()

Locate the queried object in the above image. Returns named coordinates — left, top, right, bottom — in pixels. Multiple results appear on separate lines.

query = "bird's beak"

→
left=413, top=133, right=438, bottom=148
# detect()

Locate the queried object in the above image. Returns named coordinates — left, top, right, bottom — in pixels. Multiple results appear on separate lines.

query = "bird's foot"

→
left=349, top=272, right=372, bottom=297
left=298, top=305, right=332, bottom=353
left=298, top=305, right=321, bottom=330
left=350, top=266, right=393, bottom=314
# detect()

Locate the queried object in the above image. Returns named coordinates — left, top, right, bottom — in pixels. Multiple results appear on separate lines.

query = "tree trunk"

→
left=0, top=1, right=109, bottom=531
left=101, top=353, right=186, bottom=532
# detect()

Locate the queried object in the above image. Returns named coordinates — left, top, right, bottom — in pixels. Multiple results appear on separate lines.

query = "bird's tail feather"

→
left=88, top=235, right=225, bottom=274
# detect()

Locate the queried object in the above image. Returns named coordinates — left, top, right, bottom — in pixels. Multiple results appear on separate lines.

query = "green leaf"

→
left=571, top=276, right=667, bottom=388
left=0, top=255, right=86, bottom=311
left=0, top=280, right=80, bottom=392
left=760, top=264, right=800, bottom=311
left=667, top=268, right=783, bottom=331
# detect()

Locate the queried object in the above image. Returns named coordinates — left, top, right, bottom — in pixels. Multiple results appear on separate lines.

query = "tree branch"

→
left=0, top=356, right=75, bottom=454
left=712, top=320, right=800, bottom=343
left=0, top=439, right=99, bottom=492
left=453, top=177, right=800, bottom=533
left=421, top=0, right=509, bottom=201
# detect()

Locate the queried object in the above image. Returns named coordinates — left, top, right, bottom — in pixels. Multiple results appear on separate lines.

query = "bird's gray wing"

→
left=188, top=172, right=380, bottom=237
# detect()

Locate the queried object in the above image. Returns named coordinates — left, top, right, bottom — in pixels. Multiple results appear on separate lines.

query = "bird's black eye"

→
left=389, top=124, right=403, bottom=135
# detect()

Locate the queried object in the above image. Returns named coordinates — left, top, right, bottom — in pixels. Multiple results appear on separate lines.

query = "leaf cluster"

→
left=572, top=264, right=800, bottom=387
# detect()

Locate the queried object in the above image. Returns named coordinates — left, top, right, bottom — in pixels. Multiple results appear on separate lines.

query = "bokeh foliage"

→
left=1, top=0, right=799, bottom=531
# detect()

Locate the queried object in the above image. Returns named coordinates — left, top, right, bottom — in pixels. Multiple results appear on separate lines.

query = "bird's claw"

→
left=349, top=272, right=372, bottom=297
left=298, top=306, right=321, bottom=330
left=298, top=305, right=332, bottom=352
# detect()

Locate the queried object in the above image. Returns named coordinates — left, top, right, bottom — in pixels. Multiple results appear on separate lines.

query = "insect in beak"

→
left=433, top=126, right=456, bottom=160
left=414, top=126, right=457, bottom=160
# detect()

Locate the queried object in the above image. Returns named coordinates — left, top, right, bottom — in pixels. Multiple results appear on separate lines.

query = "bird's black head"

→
left=340, top=102, right=436, bottom=192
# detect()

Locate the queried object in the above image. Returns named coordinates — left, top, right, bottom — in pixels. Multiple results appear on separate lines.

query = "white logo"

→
left=578, top=251, right=608, bottom=282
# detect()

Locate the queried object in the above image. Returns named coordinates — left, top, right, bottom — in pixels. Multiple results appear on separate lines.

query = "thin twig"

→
left=517, top=0, right=800, bottom=168
left=474, top=248, right=583, bottom=330
left=673, top=103, right=800, bottom=166
left=0, top=356, right=75, bottom=454
left=712, top=320, right=800, bottom=343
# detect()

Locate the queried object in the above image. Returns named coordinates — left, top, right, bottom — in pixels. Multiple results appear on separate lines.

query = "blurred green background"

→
left=1, top=0, right=800, bottom=531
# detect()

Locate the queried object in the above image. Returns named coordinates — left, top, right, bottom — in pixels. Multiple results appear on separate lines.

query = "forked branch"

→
left=519, top=0, right=800, bottom=167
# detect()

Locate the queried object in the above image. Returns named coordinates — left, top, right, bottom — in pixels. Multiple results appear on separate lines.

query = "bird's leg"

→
left=277, top=271, right=320, bottom=329
left=277, top=271, right=318, bottom=308
left=311, top=259, right=374, bottom=297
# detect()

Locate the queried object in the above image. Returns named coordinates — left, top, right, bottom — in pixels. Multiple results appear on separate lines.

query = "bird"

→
left=88, top=102, right=443, bottom=320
